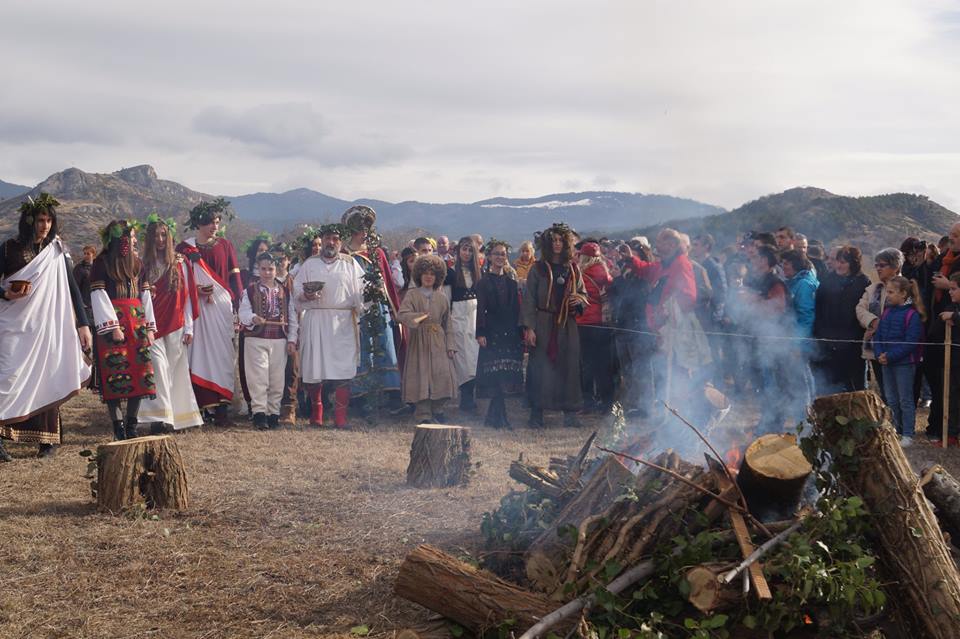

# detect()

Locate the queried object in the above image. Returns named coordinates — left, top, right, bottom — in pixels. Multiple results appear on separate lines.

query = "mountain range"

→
left=617, top=187, right=958, bottom=256
left=0, top=179, right=29, bottom=201
left=1, top=165, right=956, bottom=258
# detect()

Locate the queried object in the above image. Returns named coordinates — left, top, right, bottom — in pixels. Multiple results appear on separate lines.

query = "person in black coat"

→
left=812, top=246, right=871, bottom=394
left=475, top=241, right=523, bottom=428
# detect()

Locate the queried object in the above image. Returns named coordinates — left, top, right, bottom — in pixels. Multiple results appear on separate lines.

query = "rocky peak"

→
left=114, top=165, right=158, bottom=188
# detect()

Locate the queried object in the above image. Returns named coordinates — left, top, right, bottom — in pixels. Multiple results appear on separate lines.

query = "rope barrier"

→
left=587, top=323, right=956, bottom=348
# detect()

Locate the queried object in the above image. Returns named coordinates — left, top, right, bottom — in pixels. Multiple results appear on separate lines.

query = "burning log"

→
left=685, top=562, right=742, bottom=613
left=737, top=434, right=812, bottom=521
left=406, top=425, right=471, bottom=488
left=921, top=464, right=960, bottom=547
left=524, top=454, right=635, bottom=593
left=394, top=545, right=554, bottom=634
left=509, top=461, right=567, bottom=500
left=96, top=435, right=188, bottom=512
left=811, top=391, right=960, bottom=639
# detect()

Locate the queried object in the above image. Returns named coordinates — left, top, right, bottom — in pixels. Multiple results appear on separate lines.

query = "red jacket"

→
left=576, top=261, right=612, bottom=325
left=627, top=253, right=697, bottom=330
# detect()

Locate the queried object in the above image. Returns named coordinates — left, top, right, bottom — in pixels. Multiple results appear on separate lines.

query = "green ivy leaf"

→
left=835, top=415, right=849, bottom=425
left=742, top=615, right=757, bottom=629
left=350, top=625, right=370, bottom=636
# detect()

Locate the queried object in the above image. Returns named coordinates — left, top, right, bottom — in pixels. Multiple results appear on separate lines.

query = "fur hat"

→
left=341, top=205, right=377, bottom=233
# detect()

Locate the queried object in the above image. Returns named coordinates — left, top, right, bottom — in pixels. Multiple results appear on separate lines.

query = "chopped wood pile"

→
left=393, top=391, right=960, bottom=638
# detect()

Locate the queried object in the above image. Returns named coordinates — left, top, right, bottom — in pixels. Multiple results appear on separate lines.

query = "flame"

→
left=724, top=446, right=743, bottom=474
left=803, top=614, right=813, bottom=625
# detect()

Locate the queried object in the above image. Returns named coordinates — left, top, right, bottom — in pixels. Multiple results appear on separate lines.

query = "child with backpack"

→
left=873, top=276, right=926, bottom=446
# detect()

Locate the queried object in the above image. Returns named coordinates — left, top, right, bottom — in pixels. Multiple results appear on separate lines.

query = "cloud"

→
left=192, top=103, right=410, bottom=167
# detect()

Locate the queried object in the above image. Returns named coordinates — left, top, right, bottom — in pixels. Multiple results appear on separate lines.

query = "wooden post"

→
left=944, top=322, right=952, bottom=449
left=405, top=425, right=471, bottom=488
left=811, top=391, right=960, bottom=639
left=96, top=435, right=189, bottom=512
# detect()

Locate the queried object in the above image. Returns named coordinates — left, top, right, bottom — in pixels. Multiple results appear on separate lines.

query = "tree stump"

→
left=394, top=544, right=555, bottom=634
left=737, top=433, right=812, bottom=520
left=811, top=391, right=960, bottom=639
left=406, top=425, right=471, bottom=488
left=96, top=435, right=189, bottom=512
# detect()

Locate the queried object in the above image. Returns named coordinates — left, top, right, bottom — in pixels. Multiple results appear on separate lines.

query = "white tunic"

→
left=288, top=254, right=365, bottom=382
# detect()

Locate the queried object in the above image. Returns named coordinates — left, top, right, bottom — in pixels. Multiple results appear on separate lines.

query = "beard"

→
left=321, top=246, right=339, bottom=259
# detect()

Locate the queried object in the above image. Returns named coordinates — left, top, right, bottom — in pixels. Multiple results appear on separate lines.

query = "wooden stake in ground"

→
left=96, top=435, right=188, bottom=512
left=811, top=391, right=960, bottom=639
left=944, top=322, right=952, bottom=449
left=394, top=545, right=554, bottom=635
left=405, top=424, right=471, bottom=488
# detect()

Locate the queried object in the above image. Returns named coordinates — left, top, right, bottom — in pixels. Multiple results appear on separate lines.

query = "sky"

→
left=2, top=0, right=960, bottom=210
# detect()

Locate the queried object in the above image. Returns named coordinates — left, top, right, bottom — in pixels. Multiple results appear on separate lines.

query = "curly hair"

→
left=538, top=226, right=576, bottom=264
left=835, top=245, right=863, bottom=275
left=412, top=254, right=447, bottom=289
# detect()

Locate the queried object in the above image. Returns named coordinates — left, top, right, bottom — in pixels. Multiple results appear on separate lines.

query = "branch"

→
left=595, top=446, right=751, bottom=517
left=517, top=560, right=656, bottom=639
left=719, top=517, right=806, bottom=584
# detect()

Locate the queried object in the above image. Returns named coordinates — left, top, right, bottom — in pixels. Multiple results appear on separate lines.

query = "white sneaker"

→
left=900, top=436, right=914, bottom=448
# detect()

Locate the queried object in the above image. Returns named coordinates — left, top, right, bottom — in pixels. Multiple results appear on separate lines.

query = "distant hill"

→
left=229, top=189, right=726, bottom=244
left=616, top=187, right=958, bottom=255
left=0, top=165, right=258, bottom=250
left=0, top=179, right=30, bottom=201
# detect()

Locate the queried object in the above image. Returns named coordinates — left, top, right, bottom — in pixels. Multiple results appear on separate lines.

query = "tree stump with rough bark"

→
left=811, top=391, right=960, bottom=639
left=406, top=425, right=471, bottom=488
left=394, top=544, right=554, bottom=634
left=737, top=433, right=812, bottom=520
left=96, top=435, right=189, bottom=512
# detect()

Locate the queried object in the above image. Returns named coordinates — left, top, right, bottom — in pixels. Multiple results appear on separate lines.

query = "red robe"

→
left=176, top=237, right=243, bottom=311
left=150, top=256, right=198, bottom=339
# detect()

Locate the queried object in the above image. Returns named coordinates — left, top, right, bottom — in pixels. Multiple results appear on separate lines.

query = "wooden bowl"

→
left=8, top=280, right=30, bottom=294
left=302, top=281, right=325, bottom=294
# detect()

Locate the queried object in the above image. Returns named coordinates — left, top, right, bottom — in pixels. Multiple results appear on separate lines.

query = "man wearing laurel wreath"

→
left=176, top=199, right=244, bottom=426
left=0, top=194, right=92, bottom=460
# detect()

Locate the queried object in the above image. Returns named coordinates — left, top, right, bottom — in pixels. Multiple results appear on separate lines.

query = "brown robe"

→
left=398, top=287, right=456, bottom=404
left=521, top=260, right=585, bottom=412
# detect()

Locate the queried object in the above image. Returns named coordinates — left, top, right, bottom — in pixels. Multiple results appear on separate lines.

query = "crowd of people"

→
left=2, top=192, right=960, bottom=462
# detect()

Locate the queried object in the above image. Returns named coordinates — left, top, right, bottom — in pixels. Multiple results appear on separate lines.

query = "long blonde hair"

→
left=142, top=220, right=180, bottom=291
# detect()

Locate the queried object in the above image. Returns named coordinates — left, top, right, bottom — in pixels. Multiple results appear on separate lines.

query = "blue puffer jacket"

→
left=873, top=303, right=924, bottom=365
left=787, top=269, right=819, bottom=338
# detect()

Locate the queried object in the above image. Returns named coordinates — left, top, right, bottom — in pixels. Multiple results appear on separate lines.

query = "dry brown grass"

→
left=2, top=390, right=958, bottom=638
left=0, top=391, right=598, bottom=638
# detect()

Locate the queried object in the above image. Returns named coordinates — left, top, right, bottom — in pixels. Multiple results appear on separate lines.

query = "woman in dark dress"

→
left=475, top=240, right=523, bottom=428
left=812, top=246, right=871, bottom=394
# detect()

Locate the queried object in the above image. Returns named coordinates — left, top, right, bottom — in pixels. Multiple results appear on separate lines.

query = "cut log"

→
left=509, top=460, right=566, bottom=500
left=406, top=425, right=471, bottom=488
left=96, top=435, right=188, bottom=512
left=737, top=433, right=812, bottom=520
left=811, top=391, right=960, bottom=639
left=922, top=465, right=960, bottom=545
left=394, top=545, right=554, bottom=634
left=685, top=563, right=741, bottom=613
left=525, top=454, right=634, bottom=592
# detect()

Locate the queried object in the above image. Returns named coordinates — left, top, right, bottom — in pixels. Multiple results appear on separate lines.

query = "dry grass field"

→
left=2, top=389, right=958, bottom=639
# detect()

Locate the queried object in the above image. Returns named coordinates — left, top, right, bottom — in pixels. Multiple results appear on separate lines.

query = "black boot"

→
left=528, top=408, right=544, bottom=428
left=124, top=417, right=139, bottom=439
left=459, top=380, right=478, bottom=413
left=113, top=420, right=126, bottom=441
left=498, top=396, right=512, bottom=429
left=253, top=412, right=268, bottom=431
left=214, top=404, right=229, bottom=426
left=0, top=439, right=11, bottom=462
left=37, top=443, right=57, bottom=458
left=267, top=414, right=280, bottom=430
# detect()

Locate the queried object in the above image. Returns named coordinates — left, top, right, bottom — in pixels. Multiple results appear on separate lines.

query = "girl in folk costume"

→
left=137, top=216, right=202, bottom=432
left=90, top=220, right=157, bottom=440
left=342, top=206, right=403, bottom=408
left=176, top=198, right=244, bottom=425
left=444, top=237, right=483, bottom=413
left=398, top=255, right=457, bottom=423
left=238, top=253, right=290, bottom=430
left=475, top=240, right=523, bottom=428
left=521, top=223, right=588, bottom=427
left=0, top=194, right=92, bottom=461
